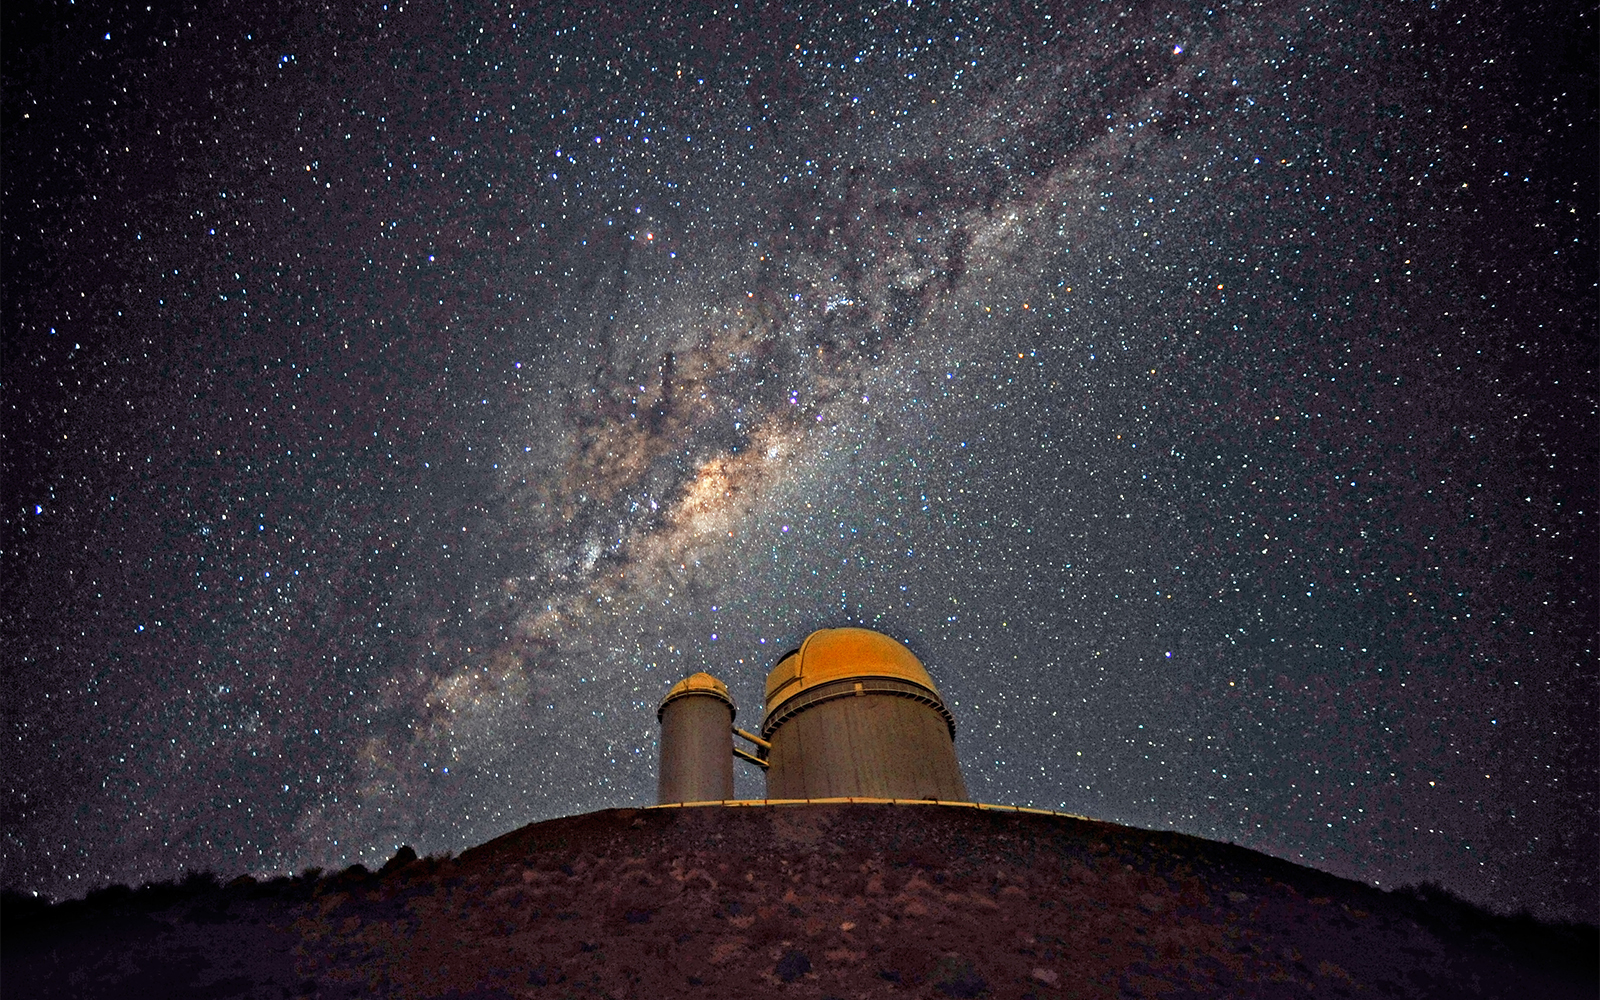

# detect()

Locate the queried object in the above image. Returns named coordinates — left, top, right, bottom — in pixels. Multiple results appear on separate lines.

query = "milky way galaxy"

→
left=4, top=0, right=1595, bottom=922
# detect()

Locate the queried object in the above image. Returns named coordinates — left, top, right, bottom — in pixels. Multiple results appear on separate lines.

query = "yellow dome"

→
left=657, top=671, right=735, bottom=721
left=763, top=628, right=944, bottom=730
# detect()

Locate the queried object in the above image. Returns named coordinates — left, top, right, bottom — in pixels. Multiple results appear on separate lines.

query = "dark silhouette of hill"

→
left=4, top=802, right=1595, bottom=998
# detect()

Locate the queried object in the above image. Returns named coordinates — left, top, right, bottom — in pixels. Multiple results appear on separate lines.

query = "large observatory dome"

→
left=759, top=627, right=966, bottom=801
left=762, top=627, right=954, bottom=739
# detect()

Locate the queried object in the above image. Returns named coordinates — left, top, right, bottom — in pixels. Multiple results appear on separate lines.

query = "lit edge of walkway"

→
left=644, top=797, right=1092, bottom=822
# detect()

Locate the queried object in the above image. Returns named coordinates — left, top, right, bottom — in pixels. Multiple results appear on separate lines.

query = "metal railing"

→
left=759, top=676, right=956, bottom=740
left=644, top=797, right=1092, bottom=822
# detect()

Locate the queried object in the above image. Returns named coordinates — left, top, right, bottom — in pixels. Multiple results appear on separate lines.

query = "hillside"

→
left=5, top=802, right=1595, bottom=998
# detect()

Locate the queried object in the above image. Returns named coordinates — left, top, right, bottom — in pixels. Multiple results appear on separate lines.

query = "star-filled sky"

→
left=4, top=0, right=1595, bottom=922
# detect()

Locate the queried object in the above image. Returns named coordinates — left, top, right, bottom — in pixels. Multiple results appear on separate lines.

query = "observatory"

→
left=655, top=672, right=736, bottom=804
left=656, top=627, right=967, bottom=804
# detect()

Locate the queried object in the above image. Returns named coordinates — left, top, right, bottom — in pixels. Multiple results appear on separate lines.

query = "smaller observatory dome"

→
left=762, top=627, right=952, bottom=738
left=658, top=671, right=735, bottom=721
left=656, top=671, right=736, bottom=804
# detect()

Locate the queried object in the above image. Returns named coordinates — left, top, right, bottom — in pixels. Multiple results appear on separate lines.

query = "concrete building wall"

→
left=765, top=692, right=967, bottom=801
left=657, top=694, right=734, bottom=804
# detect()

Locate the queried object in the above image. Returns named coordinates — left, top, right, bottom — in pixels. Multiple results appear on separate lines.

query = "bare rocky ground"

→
left=4, top=802, right=1595, bottom=998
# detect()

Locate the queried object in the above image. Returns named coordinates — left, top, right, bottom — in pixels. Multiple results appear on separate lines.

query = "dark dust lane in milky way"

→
left=2, top=0, right=1594, bottom=922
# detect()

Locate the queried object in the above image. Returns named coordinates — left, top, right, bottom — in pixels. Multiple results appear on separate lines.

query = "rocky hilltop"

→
left=5, top=802, right=1595, bottom=998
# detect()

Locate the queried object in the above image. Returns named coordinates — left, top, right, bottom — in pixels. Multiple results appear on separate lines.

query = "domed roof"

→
left=763, top=628, right=943, bottom=726
left=657, top=671, right=735, bottom=721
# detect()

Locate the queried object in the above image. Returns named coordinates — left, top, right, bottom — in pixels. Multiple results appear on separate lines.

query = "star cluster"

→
left=3, top=0, right=1594, bottom=921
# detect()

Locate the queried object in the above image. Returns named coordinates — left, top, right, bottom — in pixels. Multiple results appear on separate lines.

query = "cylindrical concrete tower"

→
left=761, top=628, right=967, bottom=801
left=657, top=672, right=735, bottom=804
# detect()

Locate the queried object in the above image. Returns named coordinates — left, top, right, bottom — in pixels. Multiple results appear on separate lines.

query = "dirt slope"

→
left=5, top=802, right=1595, bottom=998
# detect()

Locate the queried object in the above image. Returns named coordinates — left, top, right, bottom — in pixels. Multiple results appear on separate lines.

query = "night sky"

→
left=4, top=0, right=1595, bottom=923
